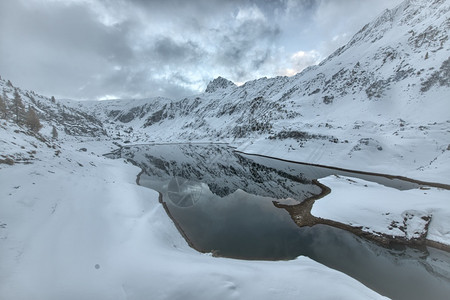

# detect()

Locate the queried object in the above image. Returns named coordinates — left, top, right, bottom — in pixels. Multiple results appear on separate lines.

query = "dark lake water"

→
left=110, top=143, right=450, bottom=300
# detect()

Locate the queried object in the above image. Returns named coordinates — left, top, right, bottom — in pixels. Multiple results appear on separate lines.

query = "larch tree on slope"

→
left=13, top=89, right=25, bottom=124
left=0, top=94, right=7, bottom=119
left=25, top=106, right=42, bottom=132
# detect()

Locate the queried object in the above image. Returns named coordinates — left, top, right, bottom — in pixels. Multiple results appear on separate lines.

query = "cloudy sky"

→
left=0, top=0, right=403, bottom=100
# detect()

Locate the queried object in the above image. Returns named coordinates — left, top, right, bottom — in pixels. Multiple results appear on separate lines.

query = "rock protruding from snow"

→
left=205, top=76, right=236, bottom=93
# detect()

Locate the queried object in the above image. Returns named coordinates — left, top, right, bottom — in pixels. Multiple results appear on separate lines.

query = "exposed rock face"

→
left=205, top=76, right=236, bottom=93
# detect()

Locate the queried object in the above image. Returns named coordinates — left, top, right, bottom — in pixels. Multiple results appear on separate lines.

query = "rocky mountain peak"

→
left=205, top=76, right=236, bottom=93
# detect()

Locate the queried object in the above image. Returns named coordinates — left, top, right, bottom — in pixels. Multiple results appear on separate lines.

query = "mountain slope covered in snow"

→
left=0, top=77, right=107, bottom=164
left=64, top=0, right=450, bottom=183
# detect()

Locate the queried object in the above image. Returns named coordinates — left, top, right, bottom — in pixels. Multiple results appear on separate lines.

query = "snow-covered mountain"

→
left=63, top=0, right=450, bottom=183
left=0, top=78, right=104, bottom=138
left=0, top=77, right=107, bottom=164
left=70, top=0, right=449, bottom=131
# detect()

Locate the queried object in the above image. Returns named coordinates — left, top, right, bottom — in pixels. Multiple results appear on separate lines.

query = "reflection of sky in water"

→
left=164, top=188, right=301, bottom=259
left=123, top=144, right=450, bottom=300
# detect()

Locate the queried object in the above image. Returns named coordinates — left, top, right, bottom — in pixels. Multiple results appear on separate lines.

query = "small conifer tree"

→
left=26, top=107, right=42, bottom=132
left=52, top=125, right=58, bottom=139
left=0, top=94, right=7, bottom=119
left=13, top=89, right=25, bottom=123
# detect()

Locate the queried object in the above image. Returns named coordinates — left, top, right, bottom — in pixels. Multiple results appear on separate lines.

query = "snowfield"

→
left=313, top=175, right=450, bottom=247
left=233, top=117, right=450, bottom=185
left=0, top=126, right=387, bottom=299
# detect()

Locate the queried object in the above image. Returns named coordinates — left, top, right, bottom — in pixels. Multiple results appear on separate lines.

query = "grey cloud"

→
left=0, top=0, right=405, bottom=100
left=251, top=50, right=271, bottom=70
left=0, top=0, right=134, bottom=99
left=81, top=66, right=198, bottom=100
left=171, top=72, right=198, bottom=86
left=126, top=0, right=239, bottom=16
left=1, top=1, right=132, bottom=62
left=212, top=17, right=281, bottom=81
left=150, top=37, right=205, bottom=65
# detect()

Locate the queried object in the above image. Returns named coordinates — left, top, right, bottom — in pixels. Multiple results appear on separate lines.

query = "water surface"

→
left=111, top=143, right=450, bottom=300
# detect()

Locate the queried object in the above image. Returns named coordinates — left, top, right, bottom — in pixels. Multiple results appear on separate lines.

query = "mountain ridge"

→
left=67, top=0, right=450, bottom=133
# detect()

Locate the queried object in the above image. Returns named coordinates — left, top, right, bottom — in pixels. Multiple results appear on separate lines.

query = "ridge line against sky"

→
left=0, top=0, right=402, bottom=101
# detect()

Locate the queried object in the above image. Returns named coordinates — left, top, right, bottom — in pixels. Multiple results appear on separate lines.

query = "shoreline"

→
left=237, top=150, right=450, bottom=252
left=135, top=165, right=203, bottom=254
left=130, top=147, right=450, bottom=258
left=234, top=150, right=450, bottom=190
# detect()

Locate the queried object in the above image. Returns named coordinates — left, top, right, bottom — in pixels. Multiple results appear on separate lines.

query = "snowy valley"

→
left=1, top=0, right=450, bottom=299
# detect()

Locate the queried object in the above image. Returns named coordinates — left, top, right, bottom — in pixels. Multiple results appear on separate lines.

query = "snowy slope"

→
left=0, top=77, right=110, bottom=165
left=0, top=78, right=104, bottom=139
left=64, top=0, right=450, bottom=183
left=313, top=175, right=450, bottom=246
left=0, top=132, right=387, bottom=300
left=0, top=80, right=389, bottom=299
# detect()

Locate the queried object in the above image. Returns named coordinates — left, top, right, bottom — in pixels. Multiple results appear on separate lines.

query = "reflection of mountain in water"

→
left=110, top=144, right=321, bottom=201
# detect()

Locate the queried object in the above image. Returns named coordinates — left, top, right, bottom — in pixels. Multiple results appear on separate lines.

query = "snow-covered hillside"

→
left=0, top=77, right=107, bottom=164
left=64, top=0, right=450, bottom=183
left=1, top=134, right=390, bottom=299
